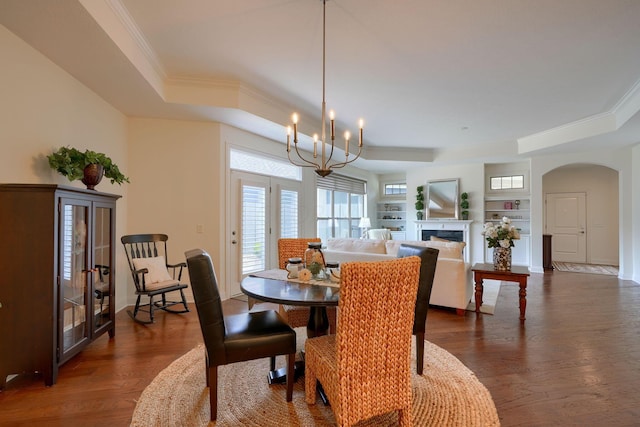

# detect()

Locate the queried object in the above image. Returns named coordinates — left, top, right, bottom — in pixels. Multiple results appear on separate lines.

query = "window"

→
left=230, top=148, right=301, bottom=181
left=384, top=183, right=406, bottom=196
left=490, top=175, right=524, bottom=190
left=317, top=174, right=366, bottom=241
left=241, top=184, right=266, bottom=274
left=280, top=189, right=298, bottom=238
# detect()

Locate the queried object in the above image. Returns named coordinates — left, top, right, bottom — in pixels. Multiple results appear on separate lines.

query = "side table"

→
left=471, top=263, right=530, bottom=321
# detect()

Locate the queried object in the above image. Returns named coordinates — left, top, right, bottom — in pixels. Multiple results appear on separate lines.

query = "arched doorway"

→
left=542, top=164, right=619, bottom=266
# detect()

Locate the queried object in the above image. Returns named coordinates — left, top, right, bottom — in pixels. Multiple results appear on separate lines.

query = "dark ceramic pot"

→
left=81, top=164, right=104, bottom=190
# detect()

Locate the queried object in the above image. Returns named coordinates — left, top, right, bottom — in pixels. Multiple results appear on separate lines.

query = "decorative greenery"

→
left=460, top=192, right=469, bottom=219
left=482, top=217, right=520, bottom=248
left=47, top=146, right=130, bottom=185
left=307, top=251, right=325, bottom=276
left=415, top=185, right=424, bottom=211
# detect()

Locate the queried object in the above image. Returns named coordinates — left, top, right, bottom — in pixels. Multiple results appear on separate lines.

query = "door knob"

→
left=232, top=240, right=237, bottom=244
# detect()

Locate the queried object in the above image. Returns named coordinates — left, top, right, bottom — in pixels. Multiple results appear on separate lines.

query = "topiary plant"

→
left=460, top=192, right=469, bottom=219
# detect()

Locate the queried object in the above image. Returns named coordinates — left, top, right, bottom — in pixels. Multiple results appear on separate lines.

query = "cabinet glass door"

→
left=93, top=205, right=113, bottom=333
left=59, top=199, right=91, bottom=358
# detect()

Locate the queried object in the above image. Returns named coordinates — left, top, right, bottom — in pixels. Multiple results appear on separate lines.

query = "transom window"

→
left=230, top=148, right=301, bottom=181
left=490, top=175, right=524, bottom=190
left=384, top=183, right=406, bottom=196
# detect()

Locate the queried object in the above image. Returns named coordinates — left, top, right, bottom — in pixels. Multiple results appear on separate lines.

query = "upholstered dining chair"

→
left=304, top=257, right=421, bottom=427
left=277, top=238, right=337, bottom=334
left=185, top=249, right=296, bottom=422
left=397, top=244, right=439, bottom=375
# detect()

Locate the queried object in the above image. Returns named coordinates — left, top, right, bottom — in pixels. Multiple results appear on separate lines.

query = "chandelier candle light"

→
left=286, top=0, right=364, bottom=177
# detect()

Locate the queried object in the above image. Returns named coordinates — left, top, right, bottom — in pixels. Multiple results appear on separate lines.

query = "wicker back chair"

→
left=397, top=244, right=439, bottom=374
left=277, top=238, right=337, bottom=334
left=304, top=257, right=421, bottom=426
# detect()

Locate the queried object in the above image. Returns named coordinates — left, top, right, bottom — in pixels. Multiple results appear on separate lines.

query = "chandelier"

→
left=286, top=0, right=364, bottom=177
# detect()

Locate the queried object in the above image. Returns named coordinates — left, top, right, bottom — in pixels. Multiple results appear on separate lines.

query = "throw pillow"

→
left=430, top=235, right=467, bottom=248
left=424, top=240, right=465, bottom=259
left=132, top=256, right=173, bottom=284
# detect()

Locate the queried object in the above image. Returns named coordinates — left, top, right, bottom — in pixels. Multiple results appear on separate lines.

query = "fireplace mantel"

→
left=415, top=220, right=473, bottom=263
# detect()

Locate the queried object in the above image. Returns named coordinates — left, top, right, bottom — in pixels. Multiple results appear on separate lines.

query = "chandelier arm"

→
left=290, top=144, right=322, bottom=168
left=324, top=134, right=335, bottom=166
left=322, top=145, right=363, bottom=170
left=287, top=151, right=319, bottom=169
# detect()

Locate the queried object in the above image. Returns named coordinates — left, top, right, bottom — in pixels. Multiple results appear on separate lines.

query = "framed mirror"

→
left=426, top=178, right=459, bottom=219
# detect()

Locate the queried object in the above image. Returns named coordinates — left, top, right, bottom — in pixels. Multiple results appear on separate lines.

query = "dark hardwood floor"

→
left=1, top=270, right=639, bottom=426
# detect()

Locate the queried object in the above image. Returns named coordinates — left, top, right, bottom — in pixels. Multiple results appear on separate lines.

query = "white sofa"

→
left=323, top=238, right=473, bottom=314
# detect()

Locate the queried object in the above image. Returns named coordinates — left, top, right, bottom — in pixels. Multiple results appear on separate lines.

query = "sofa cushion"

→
left=430, top=235, right=466, bottom=248
left=425, top=240, right=465, bottom=259
left=385, top=239, right=465, bottom=260
left=326, top=238, right=387, bottom=254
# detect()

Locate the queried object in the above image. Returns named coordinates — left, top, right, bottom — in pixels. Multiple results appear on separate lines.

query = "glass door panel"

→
left=241, top=183, right=267, bottom=275
left=93, top=206, right=112, bottom=332
left=60, top=200, right=90, bottom=357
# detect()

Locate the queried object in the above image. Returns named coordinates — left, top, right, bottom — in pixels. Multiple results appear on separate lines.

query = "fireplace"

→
left=421, top=230, right=464, bottom=242
left=416, top=220, right=472, bottom=263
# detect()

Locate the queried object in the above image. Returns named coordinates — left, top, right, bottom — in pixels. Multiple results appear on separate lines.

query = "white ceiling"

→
left=2, top=0, right=640, bottom=173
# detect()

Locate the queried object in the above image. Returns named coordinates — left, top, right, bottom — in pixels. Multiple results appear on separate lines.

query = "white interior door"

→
left=546, top=192, right=586, bottom=263
left=229, top=171, right=300, bottom=297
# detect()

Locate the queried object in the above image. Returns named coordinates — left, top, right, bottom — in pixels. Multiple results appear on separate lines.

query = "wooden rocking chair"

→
left=121, top=234, right=190, bottom=324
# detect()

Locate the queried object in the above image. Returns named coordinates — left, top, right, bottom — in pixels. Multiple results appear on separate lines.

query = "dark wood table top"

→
left=241, top=275, right=340, bottom=307
left=471, top=263, right=530, bottom=277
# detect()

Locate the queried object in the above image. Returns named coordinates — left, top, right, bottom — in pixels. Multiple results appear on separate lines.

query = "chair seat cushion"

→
left=144, top=279, right=180, bottom=291
left=224, top=310, right=296, bottom=363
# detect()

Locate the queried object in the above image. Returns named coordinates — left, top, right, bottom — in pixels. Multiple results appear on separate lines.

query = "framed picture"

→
left=504, top=201, right=513, bottom=209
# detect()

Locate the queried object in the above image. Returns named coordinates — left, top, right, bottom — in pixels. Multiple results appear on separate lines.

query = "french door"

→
left=229, top=170, right=300, bottom=296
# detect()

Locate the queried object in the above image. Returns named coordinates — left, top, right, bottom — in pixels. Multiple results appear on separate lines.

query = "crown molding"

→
left=518, top=77, right=640, bottom=154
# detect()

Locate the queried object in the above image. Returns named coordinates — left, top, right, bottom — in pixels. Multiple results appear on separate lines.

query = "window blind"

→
left=316, top=174, right=366, bottom=194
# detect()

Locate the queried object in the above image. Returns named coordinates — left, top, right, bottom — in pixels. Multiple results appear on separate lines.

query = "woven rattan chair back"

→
left=305, top=257, right=421, bottom=426
left=277, top=238, right=321, bottom=269
left=276, top=238, right=336, bottom=334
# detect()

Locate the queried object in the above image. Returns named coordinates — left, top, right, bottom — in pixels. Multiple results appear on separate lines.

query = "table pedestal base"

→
left=267, top=360, right=304, bottom=384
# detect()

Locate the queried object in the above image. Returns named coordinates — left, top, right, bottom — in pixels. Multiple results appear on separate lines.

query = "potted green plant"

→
left=47, top=146, right=130, bottom=190
left=415, top=185, right=425, bottom=220
left=460, top=192, right=469, bottom=220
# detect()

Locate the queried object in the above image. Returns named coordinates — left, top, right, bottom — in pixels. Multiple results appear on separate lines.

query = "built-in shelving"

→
left=376, top=200, right=406, bottom=239
left=484, top=196, right=530, bottom=266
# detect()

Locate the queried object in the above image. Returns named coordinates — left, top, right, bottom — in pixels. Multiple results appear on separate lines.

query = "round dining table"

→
left=241, top=272, right=338, bottom=404
left=240, top=273, right=339, bottom=338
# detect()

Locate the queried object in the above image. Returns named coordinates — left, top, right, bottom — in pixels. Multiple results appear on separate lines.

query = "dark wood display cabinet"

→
left=0, top=184, right=120, bottom=388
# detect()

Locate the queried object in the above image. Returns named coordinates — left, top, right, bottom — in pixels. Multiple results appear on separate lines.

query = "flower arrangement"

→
left=482, top=217, right=520, bottom=248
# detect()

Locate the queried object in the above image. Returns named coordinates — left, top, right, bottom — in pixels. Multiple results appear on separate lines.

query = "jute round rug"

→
left=131, top=331, right=499, bottom=426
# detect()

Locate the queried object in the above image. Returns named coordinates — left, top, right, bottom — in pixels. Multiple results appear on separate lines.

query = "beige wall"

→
left=0, top=25, right=130, bottom=311
left=127, top=118, right=222, bottom=302
left=543, top=165, right=619, bottom=265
